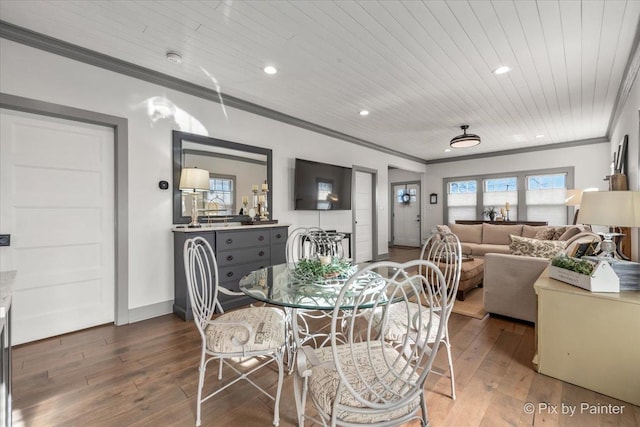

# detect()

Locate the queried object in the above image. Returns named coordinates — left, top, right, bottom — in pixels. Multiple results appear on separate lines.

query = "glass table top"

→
left=239, top=263, right=396, bottom=310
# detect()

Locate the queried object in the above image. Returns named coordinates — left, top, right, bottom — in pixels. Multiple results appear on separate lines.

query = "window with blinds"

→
left=526, top=173, right=567, bottom=225
left=447, top=180, right=477, bottom=222
left=443, top=167, right=573, bottom=225
left=483, top=177, right=518, bottom=221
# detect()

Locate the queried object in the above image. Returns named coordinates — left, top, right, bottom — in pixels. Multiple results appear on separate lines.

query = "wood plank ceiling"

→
left=0, top=0, right=638, bottom=161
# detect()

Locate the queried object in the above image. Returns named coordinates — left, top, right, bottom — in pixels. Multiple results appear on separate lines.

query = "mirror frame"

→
left=172, top=130, right=273, bottom=224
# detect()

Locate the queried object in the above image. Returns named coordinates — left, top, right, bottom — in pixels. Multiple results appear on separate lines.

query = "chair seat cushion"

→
left=371, top=303, right=441, bottom=343
left=205, top=307, right=285, bottom=353
left=308, top=342, right=421, bottom=423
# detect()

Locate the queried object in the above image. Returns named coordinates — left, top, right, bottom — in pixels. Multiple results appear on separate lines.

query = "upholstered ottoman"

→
left=450, top=257, right=484, bottom=301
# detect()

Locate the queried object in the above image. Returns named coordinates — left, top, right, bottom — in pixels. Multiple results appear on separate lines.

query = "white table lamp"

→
left=179, top=167, right=210, bottom=227
left=577, top=191, right=640, bottom=258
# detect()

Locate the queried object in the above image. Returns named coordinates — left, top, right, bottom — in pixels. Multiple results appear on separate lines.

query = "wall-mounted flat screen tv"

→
left=294, top=158, right=352, bottom=210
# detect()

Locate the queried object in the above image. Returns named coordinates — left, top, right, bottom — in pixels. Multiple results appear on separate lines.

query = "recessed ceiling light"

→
left=166, top=52, right=182, bottom=64
left=263, top=65, right=277, bottom=75
left=359, top=110, right=369, bottom=116
left=493, top=65, right=511, bottom=75
left=444, top=148, right=452, bottom=153
left=535, top=134, right=545, bottom=139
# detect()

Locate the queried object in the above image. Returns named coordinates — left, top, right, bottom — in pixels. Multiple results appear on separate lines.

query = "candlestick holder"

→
left=260, top=188, right=269, bottom=220
left=252, top=187, right=259, bottom=212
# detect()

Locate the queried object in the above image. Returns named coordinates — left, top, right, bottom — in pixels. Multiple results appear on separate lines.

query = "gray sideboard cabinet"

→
left=173, top=225, right=289, bottom=320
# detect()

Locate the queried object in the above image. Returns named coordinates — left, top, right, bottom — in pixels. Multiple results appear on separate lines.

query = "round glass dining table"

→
left=239, top=262, right=399, bottom=357
left=239, top=263, right=390, bottom=311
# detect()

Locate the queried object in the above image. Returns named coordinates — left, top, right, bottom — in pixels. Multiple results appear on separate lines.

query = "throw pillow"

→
left=552, top=226, right=568, bottom=240
left=436, top=224, right=452, bottom=234
left=509, top=235, right=566, bottom=258
left=557, top=226, right=581, bottom=241
left=522, top=225, right=544, bottom=238
left=533, top=227, right=555, bottom=240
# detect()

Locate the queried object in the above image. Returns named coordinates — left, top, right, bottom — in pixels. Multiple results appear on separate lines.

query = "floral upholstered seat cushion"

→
left=369, top=303, right=441, bottom=343
left=204, top=307, right=285, bottom=353
left=307, top=342, right=421, bottom=424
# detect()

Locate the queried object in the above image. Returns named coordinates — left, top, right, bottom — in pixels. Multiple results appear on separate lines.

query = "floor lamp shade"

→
left=577, top=191, right=640, bottom=227
left=179, top=167, right=210, bottom=192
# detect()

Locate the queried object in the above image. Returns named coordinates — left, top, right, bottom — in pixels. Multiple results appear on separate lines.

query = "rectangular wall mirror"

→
left=172, top=130, right=273, bottom=224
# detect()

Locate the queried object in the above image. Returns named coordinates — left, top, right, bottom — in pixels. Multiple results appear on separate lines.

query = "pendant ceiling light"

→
left=450, top=125, right=481, bottom=148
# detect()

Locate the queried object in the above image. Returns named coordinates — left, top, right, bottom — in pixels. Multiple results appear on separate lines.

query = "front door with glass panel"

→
left=392, top=182, right=420, bottom=247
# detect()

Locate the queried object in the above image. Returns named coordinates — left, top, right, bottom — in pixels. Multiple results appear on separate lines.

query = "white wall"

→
left=609, top=70, right=639, bottom=261
left=423, top=143, right=611, bottom=240
left=0, top=39, right=427, bottom=315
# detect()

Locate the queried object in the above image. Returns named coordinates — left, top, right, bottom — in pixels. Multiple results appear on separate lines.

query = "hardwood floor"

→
left=11, top=248, right=640, bottom=426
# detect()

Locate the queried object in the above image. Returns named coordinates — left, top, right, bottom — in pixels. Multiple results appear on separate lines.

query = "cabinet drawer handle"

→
left=226, top=238, right=233, bottom=244
left=226, top=255, right=234, bottom=261
left=226, top=272, right=234, bottom=278
left=258, top=235, right=265, bottom=241
left=258, top=250, right=265, bottom=257
left=276, top=233, right=282, bottom=239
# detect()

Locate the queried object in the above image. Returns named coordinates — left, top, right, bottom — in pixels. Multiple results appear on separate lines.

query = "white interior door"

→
left=392, top=183, right=421, bottom=247
left=354, top=170, right=373, bottom=263
left=0, top=109, right=115, bottom=345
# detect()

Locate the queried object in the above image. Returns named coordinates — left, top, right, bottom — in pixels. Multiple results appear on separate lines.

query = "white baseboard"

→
left=128, top=300, right=173, bottom=323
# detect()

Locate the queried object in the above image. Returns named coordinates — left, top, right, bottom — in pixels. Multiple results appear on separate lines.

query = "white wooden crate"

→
left=548, top=261, right=620, bottom=292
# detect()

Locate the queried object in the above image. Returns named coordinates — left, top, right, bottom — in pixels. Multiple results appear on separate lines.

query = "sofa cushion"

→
left=468, top=243, right=511, bottom=256
left=509, top=235, right=566, bottom=258
left=449, top=223, right=482, bottom=244
left=533, top=227, right=556, bottom=240
left=482, top=223, right=523, bottom=245
left=522, top=225, right=545, bottom=238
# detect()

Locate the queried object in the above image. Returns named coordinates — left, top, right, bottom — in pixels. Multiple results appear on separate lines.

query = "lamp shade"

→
left=577, top=191, right=640, bottom=227
left=179, top=167, right=210, bottom=192
left=564, top=189, right=583, bottom=206
left=450, top=125, right=481, bottom=148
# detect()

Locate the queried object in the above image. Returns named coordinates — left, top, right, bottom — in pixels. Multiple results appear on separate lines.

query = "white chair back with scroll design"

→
left=419, top=231, right=461, bottom=399
left=371, top=231, right=462, bottom=400
left=286, top=227, right=345, bottom=263
left=184, top=236, right=286, bottom=426
left=293, top=260, right=448, bottom=426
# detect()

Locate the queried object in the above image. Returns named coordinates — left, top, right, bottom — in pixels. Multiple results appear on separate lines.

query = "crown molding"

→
left=607, top=18, right=640, bottom=137
left=425, top=137, right=609, bottom=165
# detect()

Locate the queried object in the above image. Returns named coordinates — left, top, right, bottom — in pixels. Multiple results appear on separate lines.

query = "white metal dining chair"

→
left=293, top=260, right=448, bottom=426
left=183, top=236, right=286, bottom=426
left=286, top=226, right=346, bottom=264
left=369, top=232, right=462, bottom=400
left=285, top=227, right=348, bottom=350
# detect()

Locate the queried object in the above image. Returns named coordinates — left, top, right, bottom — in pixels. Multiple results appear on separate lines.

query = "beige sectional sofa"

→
left=440, top=222, right=600, bottom=323
left=446, top=222, right=586, bottom=256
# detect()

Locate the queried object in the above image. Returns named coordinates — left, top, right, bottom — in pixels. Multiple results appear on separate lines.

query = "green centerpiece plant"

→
left=293, top=257, right=354, bottom=282
left=551, top=255, right=595, bottom=276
